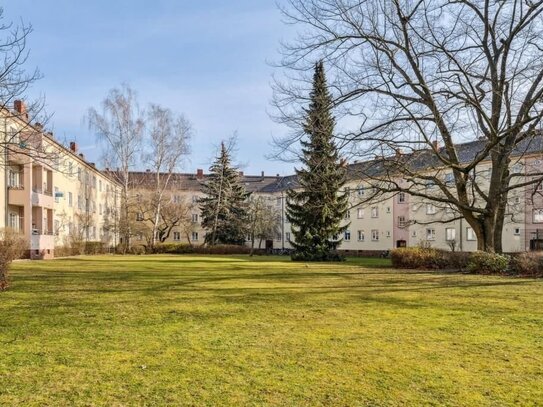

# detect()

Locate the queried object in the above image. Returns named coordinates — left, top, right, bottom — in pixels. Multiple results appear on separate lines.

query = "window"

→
left=192, top=195, right=199, bottom=203
left=136, top=213, right=144, bottom=221
left=276, top=197, right=282, bottom=206
left=398, top=216, right=406, bottom=227
left=68, top=161, right=73, bottom=175
left=173, top=232, right=181, bottom=241
left=426, top=204, right=436, bottom=215
left=357, top=230, right=365, bottom=241
left=386, top=207, right=391, bottom=214
left=426, top=228, right=436, bottom=241
left=426, top=180, right=435, bottom=189
left=398, top=192, right=406, bottom=203
left=533, top=209, right=543, bottom=223
left=371, top=207, right=379, bottom=218
left=345, top=211, right=351, bottom=220
left=357, top=208, right=364, bottom=219
left=385, top=231, right=391, bottom=238
left=286, top=232, right=291, bottom=241
left=411, top=230, right=417, bottom=238
left=514, top=227, right=521, bottom=236
left=446, top=228, right=456, bottom=241
left=512, top=163, right=523, bottom=174
left=173, top=195, right=181, bottom=204
left=8, top=213, right=19, bottom=231
left=357, top=187, right=365, bottom=197
left=344, top=187, right=351, bottom=196
left=191, top=232, right=199, bottom=241
left=77, top=167, right=81, bottom=181
left=466, top=227, right=476, bottom=241
left=371, top=230, right=379, bottom=241
left=344, top=230, right=351, bottom=241
left=191, top=214, right=198, bottom=223
left=444, top=173, right=454, bottom=185
left=54, top=187, right=59, bottom=203
left=8, top=169, right=21, bottom=188
left=99, top=180, right=102, bottom=192
left=513, top=196, right=521, bottom=205
left=68, top=192, right=73, bottom=207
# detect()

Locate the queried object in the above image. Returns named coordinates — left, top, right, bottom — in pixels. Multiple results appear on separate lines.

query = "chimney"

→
left=196, top=169, right=204, bottom=179
left=35, top=122, right=43, bottom=131
left=90, top=163, right=95, bottom=168
left=79, top=153, right=84, bottom=160
left=69, top=142, right=78, bottom=153
left=14, top=100, right=28, bottom=121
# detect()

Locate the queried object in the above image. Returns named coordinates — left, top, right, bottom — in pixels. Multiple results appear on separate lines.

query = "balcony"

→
left=31, top=187, right=54, bottom=208
left=30, top=233, right=55, bottom=259
left=8, top=185, right=28, bottom=206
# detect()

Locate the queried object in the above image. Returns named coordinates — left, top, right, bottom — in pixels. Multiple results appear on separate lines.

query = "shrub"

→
left=129, top=245, right=146, bottom=255
left=0, top=229, right=27, bottom=290
left=510, top=252, right=543, bottom=277
left=466, top=251, right=509, bottom=274
left=391, top=247, right=449, bottom=269
left=152, top=243, right=253, bottom=255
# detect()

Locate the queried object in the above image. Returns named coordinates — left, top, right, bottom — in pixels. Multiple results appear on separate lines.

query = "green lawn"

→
left=1, top=255, right=542, bottom=406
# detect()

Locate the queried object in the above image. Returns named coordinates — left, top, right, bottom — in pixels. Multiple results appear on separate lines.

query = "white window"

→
left=191, top=214, right=198, bottom=223
left=385, top=231, right=391, bottom=238
left=426, top=228, right=436, bottom=241
left=371, top=229, right=379, bottom=241
left=8, top=213, right=19, bottom=231
left=512, top=163, right=523, bottom=174
left=398, top=216, right=406, bottom=227
left=54, top=187, right=60, bottom=203
left=534, top=209, right=543, bottom=223
left=136, top=213, right=144, bottom=221
left=191, top=232, right=199, bottom=241
left=357, top=230, right=365, bottom=241
left=426, top=204, right=436, bottom=215
left=466, top=227, right=477, bottom=241
left=345, top=211, right=351, bottom=220
left=411, top=230, right=417, bottom=238
left=514, top=228, right=521, bottom=236
left=286, top=232, right=291, bottom=241
left=446, top=228, right=456, bottom=241
left=173, top=195, right=181, bottom=204
left=344, top=187, right=351, bottom=196
left=398, top=192, right=405, bottom=203
left=173, top=232, right=181, bottom=241
left=357, top=208, right=364, bottom=219
left=513, top=196, right=521, bottom=205
left=386, top=207, right=391, bottom=214
left=371, top=207, right=379, bottom=218
left=444, top=173, right=454, bottom=185
left=357, top=187, right=365, bottom=197
left=344, top=230, right=351, bottom=241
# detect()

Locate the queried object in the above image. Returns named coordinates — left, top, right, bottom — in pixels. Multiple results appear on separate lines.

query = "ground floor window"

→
left=371, top=230, right=379, bottom=241
left=446, top=228, right=456, bottom=241
left=191, top=232, right=199, bottom=241
left=173, top=232, right=181, bottom=241
left=466, top=227, right=477, bottom=241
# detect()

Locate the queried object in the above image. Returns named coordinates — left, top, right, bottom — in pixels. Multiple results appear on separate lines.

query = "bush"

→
left=152, top=243, right=253, bottom=255
left=466, top=251, right=509, bottom=274
left=129, top=245, right=146, bottom=255
left=510, top=252, right=543, bottom=277
left=0, top=229, right=27, bottom=290
left=391, top=247, right=449, bottom=269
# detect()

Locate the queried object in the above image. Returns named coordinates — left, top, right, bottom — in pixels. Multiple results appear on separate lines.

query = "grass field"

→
left=1, top=255, right=542, bottom=406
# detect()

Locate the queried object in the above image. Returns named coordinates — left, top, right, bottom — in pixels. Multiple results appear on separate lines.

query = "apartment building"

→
left=1, top=101, right=120, bottom=259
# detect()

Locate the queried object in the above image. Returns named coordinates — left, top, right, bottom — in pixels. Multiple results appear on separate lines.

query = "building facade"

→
left=1, top=102, right=120, bottom=259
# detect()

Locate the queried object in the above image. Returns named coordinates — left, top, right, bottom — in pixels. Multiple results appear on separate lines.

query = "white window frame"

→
left=445, top=228, right=456, bottom=241
left=357, top=230, right=365, bottom=242
left=466, top=227, right=477, bottom=241
left=371, top=207, right=379, bottom=218
left=426, top=228, right=436, bottom=241
left=371, top=229, right=379, bottom=241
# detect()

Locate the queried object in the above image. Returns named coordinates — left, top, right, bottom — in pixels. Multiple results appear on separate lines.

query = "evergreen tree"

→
left=200, top=143, right=250, bottom=245
left=286, top=61, right=349, bottom=261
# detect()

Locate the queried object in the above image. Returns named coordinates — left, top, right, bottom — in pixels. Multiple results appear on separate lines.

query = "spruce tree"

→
left=286, top=61, right=349, bottom=261
left=200, top=143, right=250, bottom=245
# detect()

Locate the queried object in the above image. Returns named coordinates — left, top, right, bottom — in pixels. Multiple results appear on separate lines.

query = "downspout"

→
left=459, top=218, right=463, bottom=252
left=281, top=190, right=285, bottom=251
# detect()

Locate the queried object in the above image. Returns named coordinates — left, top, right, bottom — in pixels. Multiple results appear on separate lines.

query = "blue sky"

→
left=3, top=1, right=296, bottom=175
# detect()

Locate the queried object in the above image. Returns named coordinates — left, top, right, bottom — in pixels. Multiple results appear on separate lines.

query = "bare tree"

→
left=274, top=0, right=543, bottom=252
left=247, top=196, right=280, bottom=255
left=143, top=105, right=191, bottom=248
left=88, top=84, right=144, bottom=252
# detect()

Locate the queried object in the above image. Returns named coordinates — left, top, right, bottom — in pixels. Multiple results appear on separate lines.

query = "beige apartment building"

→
left=0, top=101, right=120, bottom=259
left=2, top=100, right=543, bottom=258
left=132, top=138, right=543, bottom=255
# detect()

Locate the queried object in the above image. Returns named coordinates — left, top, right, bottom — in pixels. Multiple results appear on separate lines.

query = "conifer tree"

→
left=286, top=61, right=349, bottom=261
left=200, top=143, right=250, bottom=245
